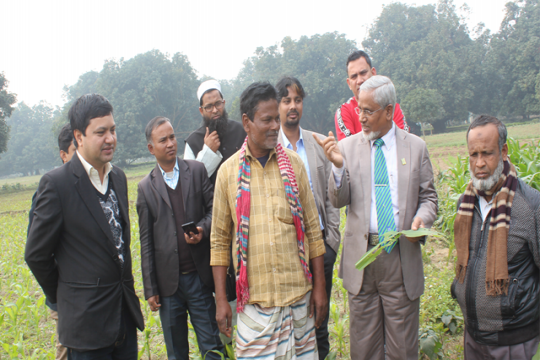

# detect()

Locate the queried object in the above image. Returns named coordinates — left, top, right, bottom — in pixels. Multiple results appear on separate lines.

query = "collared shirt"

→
left=280, top=127, right=324, bottom=231
left=332, top=123, right=400, bottom=232
left=211, top=145, right=325, bottom=308
left=478, top=195, right=493, bottom=223
left=183, top=143, right=222, bottom=177
left=158, top=159, right=180, bottom=190
left=77, top=151, right=112, bottom=195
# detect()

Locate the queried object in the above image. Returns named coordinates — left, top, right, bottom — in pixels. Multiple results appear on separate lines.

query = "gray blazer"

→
left=329, top=127, right=438, bottom=300
left=278, top=129, right=341, bottom=253
left=136, top=158, right=214, bottom=299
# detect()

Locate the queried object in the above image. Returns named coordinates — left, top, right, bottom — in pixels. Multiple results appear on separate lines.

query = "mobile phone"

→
left=181, top=222, right=199, bottom=235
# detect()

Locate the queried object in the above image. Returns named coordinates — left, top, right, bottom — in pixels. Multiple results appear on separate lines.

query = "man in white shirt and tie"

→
left=314, top=75, right=438, bottom=359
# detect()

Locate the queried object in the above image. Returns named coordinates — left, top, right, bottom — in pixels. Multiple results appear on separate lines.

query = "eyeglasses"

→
left=355, top=107, right=383, bottom=117
left=202, top=100, right=225, bottom=112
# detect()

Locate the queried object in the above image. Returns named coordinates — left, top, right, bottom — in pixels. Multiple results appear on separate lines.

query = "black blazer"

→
left=136, top=158, right=214, bottom=300
left=25, top=154, right=144, bottom=351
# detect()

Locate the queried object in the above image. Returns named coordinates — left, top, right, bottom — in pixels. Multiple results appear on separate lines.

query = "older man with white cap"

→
left=184, top=79, right=247, bottom=186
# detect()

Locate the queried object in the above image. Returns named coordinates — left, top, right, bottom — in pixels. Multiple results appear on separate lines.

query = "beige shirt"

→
left=211, top=146, right=325, bottom=307
left=76, top=151, right=113, bottom=194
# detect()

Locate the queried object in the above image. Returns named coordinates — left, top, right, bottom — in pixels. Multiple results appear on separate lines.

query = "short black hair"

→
left=346, top=50, right=372, bottom=71
left=199, top=89, right=223, bottom=107
left=145, top=116, right=171, bottom=144
left=240, top=82, right=277, bottom=121
left=68, top=94, right=113, bottom=146
left=467, top=114, right=507, bottom=151
left=275, top=77, right=306, bottom=103
left=58, top=123, right=73, bottom=153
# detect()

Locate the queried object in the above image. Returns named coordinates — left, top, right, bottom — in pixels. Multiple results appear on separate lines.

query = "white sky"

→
left=3, top=0, right=508, bottom=108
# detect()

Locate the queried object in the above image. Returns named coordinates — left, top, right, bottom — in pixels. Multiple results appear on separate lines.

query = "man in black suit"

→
left=136, top=116, right=224, bottom=360
left=25, top=94, right=144, bottom=359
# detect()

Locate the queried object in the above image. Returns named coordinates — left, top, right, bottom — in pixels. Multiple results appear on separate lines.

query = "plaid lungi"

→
left=236, top=292, right=317, bottom=360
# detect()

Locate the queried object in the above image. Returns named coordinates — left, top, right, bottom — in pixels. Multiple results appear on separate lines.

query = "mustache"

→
left=287, top=110, right=299, bottom=117
left=266, top=130, right=279, bottom=137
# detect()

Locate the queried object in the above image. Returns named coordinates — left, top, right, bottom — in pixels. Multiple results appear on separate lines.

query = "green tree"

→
left=490, top=0, right=540, bottom=118
left=401, top=88, right=446, bottom=125
left=227, top=32, right=357, bottom=134
left=363, top=0, right=477, bottom=132
left=0, top=72, right=17, bottom=155
left=0, top=102, right=59, bottom=176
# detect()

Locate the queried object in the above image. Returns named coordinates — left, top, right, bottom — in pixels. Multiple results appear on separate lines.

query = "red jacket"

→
left=334, top=96, right=409, bottom=141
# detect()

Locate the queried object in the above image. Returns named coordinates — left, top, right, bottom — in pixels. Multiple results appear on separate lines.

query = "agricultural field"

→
left=0, top=123, right=539, bottom=359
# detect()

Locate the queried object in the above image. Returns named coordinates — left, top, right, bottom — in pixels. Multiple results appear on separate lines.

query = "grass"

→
left=1, top=125, right=539, bottom=359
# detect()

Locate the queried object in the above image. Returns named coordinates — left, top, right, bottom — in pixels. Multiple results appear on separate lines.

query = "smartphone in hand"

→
left=181, top=222, right=199, bottom=235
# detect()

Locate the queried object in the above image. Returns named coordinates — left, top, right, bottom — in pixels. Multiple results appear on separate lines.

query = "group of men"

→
left=24, top=49, right=540, bottom=360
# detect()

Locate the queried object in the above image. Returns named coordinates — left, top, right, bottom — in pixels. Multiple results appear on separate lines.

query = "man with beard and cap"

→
left=452, top=115, right=540, bottom=359
left=275, top=76, right=340, bottom=360
left=184, top=79, right=247, bottom=186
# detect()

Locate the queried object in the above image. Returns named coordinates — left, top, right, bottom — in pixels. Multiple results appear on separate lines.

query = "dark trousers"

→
left=316, top=241, right=337, bottom=360
left=160, top=271, right=224, bottom=360
left=67, top=307, right=137, bottom=360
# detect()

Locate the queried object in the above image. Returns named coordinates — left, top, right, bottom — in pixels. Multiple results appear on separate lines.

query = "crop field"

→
left=1, top=123, right=539, bottom=359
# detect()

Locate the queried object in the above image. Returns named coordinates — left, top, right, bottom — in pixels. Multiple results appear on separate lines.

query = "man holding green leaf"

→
left=314, top=75, right=438, bottom=360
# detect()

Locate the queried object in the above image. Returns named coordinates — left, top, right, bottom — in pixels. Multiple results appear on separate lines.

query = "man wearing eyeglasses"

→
left=334, top=51, right=409, bottom=141
left=316, top=75, right=437, bottom=359
left=184, top=80, right=247, bottom=186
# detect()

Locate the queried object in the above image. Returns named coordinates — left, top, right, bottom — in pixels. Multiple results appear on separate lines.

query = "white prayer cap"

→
left=197, top=80, right=222, bottom=103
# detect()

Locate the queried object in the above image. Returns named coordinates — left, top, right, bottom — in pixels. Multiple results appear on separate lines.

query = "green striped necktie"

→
left=374, top=138, right=397, bottom=253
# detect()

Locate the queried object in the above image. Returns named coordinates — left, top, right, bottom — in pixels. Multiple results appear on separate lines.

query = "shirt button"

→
left=364, top=234, right=368, bottom=239
left=174, top=232, right=177, bottom=236
left=270, top=242, right=274, bottom=246
left=172, top=213, right=174, bottom=217
left=273, top=268, right=276, bottom=273
left=264, top=171, right=267, bottom=176
left=266, top=193, right=270, bottom=198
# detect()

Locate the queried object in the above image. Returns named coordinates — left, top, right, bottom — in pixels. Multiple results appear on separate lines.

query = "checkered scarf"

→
left=454, top=160, right=518, bottom=296
left=235, top=138, right=311, bottom=313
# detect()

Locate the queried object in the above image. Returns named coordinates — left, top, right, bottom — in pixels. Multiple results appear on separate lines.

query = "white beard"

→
left=470, top=158, right=504, bottom=192
left=363, top=130, right=381, bottom=141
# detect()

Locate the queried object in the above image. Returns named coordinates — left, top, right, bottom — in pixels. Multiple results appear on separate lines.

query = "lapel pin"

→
left=401, top=158, right=406, bottom=165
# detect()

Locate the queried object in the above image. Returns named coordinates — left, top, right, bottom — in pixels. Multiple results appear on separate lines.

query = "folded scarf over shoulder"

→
left=454, top=160, right=518, bottom=296
left=235, top=138, right=312, bottom=312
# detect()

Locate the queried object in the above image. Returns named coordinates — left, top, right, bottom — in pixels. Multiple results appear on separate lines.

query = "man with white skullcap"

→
left=184, top=80, right=247, bottom=186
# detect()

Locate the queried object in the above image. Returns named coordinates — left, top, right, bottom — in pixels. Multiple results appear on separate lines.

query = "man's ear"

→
left=147, top=143, right=155, bottom=156
left=385, top=104, right=394, bottom=121
left=242, top=113, right=250, bottom=134
left=372, top=67, right=377, bottom=76
left=501, top=143, right=508, bottom=161
left=199, top=107, right=203, bottom=116
left=74, top=129, right=84, bottom=148
left=59, top=150, right=68, bottom=164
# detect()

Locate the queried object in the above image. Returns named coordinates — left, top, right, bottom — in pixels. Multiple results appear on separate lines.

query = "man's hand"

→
left=148, top=295, right=161, bottom=312
left=216, top=297, right=233, bottom=338
left=406, top=216, right=425, bottom=243
left=204, top=127, right=221, bottom=153
left=185, top=227, right=203, bottom=245
left=309, top=255, right=328, bottom=329
left=313, top=131, right=344, bottom=168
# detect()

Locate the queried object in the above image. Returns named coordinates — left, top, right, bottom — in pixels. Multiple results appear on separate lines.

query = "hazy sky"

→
left=4, top=0, right=508, bottom=108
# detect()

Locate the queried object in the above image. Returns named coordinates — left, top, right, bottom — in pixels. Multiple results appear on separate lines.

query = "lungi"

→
left=236, top=292, right=317, bottom=360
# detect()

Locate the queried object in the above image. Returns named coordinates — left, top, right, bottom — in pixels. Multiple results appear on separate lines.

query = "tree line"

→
left=0, top=0, right=539, bottom=176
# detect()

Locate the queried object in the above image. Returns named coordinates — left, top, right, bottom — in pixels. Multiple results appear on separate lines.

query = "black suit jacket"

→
left=136, top=158, right=214, bottom=300
left=25, top=154, right=144, bottom=351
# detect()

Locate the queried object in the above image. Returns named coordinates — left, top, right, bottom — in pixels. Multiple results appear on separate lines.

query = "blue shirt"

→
left=281, top=127, right=324, bottom=231
left=158, top=159, right=180, bottom=190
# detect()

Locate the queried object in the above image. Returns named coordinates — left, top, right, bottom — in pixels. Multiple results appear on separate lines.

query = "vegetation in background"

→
left=0, top=72, right=17, bottom=155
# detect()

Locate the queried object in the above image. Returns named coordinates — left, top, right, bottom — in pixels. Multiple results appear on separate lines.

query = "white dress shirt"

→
left=332, top=123, right=400, bottom=232
left=158, top=158, right=180, bottom=190
left=183, top=142, right=222, bottom=177
left=77, top=151, right=112, bottom=194
left=280, top=127, right=324, bottom=230
left=478, top=196, right=493, bottom=223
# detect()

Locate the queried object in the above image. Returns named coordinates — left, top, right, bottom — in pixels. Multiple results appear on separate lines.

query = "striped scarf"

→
left=454, top=160, right=517, bottom=296
left=235, top=137, right=311, bottom=313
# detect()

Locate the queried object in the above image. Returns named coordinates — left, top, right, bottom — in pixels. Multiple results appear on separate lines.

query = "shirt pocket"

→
left=274, top=186, right=294, bottom=224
